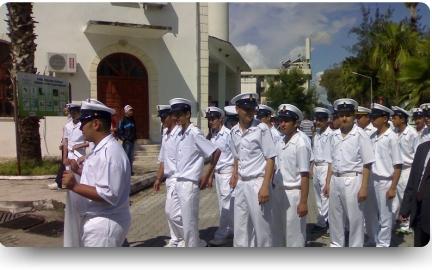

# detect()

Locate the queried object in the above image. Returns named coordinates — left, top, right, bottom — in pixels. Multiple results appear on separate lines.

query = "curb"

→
left=130, top=172, right=157, bottom=195
left=0, top=175, right=56, bottom=181
left=0, top=199, right=65, bottom=214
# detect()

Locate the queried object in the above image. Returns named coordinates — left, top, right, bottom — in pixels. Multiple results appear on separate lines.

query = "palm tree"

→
left=404, top=2, right=419, bottom=31
left=6, top=3, right=42, bottom=164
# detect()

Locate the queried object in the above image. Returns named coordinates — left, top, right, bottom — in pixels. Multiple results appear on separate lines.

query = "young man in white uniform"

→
left=323, top=98, right=375, bottom=247
left=256, top=104, right=283, bottom=144
left=311, top=107, right=332, bottom=233
left=366, top=103, right=402, bottom=247
left=154, top=105, right=184, bottom=247
left=272, top=104, right=311, bottom=247
left=224, top=105, right=239, bottom=129
left=205, top=107, right=235, bottom=246
left=229, top=93, right=276, bottom=247
left=391, top=106, right=418, bottom=235
left=62, top=99, right=131, bottom=247
left=169, top=98, right=221, bottom=247
left=414, top=103, right=430, bottom=149
left=355, top=106, right=377, bottom=137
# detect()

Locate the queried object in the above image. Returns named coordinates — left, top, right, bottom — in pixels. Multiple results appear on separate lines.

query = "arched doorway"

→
left=0, top=41, right=13, bottom=117
left=97, top=53, right=149, bottom=139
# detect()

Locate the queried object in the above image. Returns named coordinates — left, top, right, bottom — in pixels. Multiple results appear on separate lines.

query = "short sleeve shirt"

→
left=415, top=126, right=430, bottom=150
left=312, top=126, right=332, bottom=163
left=324, top=125, right=375, bottom=173
left=270, top=126, right=283, bottom=144
left=210, top=125, right=234, bottom=171
left=64, top=120, right=86, bottom=159
left=174, top=123, right=217, bottom=182
left=396, top=125, right=418, bottom=166
left=158, top=125, right=181, bottom=178
left=274, top=132, right=311, bottom=188
left=370, top=128, right=403, bottom=178
left=79, top=134, right=131, bottom=218
left=229, top=120, right=276, bottom=178
left=364, top=123, right=377, bottom=138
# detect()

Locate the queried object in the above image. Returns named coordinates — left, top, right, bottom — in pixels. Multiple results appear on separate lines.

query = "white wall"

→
left=208, top=3, right=228, bottom=41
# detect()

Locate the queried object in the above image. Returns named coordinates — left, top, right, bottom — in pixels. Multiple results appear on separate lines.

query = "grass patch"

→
left=0, top=158, right=60, bottom=176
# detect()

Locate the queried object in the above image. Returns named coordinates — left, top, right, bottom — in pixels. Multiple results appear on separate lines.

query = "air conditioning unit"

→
left=47, top=53, right=77, bottom=73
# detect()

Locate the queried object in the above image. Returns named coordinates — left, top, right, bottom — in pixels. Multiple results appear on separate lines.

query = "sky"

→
left=229, top=2, right=430, bottom=88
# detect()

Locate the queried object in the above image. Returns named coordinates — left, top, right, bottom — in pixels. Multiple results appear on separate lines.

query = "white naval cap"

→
left=313, top=107, right=331, bottom=118
left=412, top=107, right=424, bottom=118
left=277, top=104, right=303, bottom=122
left=230, top=92, right=259, bottom=109
left=257, top=104, right=275, bottom=117
left=205, top=106, right=225, bottom=118
left=169, top=98, right=193, bottom=112
left=391, top=106, right=410, bottom=118
left=66, top=102, right=81, bottom=109
left=370, top=103, right=393, bottom=117
left=333, top=98, right=358, bottom=112
left=124, top=104, right=133, bottom=113
left=80, top=98, right=115, bottom=121
left=356, top=106, right=371, bottom=114
left=156, top=105, right=171, bottom=117
left=420, top=103, right=430, bottom=114
left=224, top=105, right=238, bottom=116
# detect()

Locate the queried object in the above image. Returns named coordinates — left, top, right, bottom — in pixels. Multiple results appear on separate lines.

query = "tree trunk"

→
left=6, top=3, right=42, bottom=163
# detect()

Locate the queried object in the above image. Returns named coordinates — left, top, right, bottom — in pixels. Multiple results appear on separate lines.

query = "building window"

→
left=0, top=42, right=13, bottom=117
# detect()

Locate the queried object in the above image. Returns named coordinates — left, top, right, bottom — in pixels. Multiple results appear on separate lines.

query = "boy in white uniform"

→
left=272, top=104, right=311, bottom=247
left=154, top=105, right=184, bottom=247
left=205, top=107, right=235, bottom=246
left=311, top=107, right=332, bottom=233
left=62, top=99, right=131, bottom=247
left=256, top=104, right=283, bottom=144
left=224, top=105, right=239, bottom=129
left=414, top=103, right=430, bottom=149
left=323, top=98, right=375, bottom=247
left=366, top=103, right=402, bottom=247
left=229, top=93, right=276, bottom=247
left=169, top=98, right=221, bottom=247
left=355, top=106, right=377, bottom=137
left=391, top=106, right=418, bottom=235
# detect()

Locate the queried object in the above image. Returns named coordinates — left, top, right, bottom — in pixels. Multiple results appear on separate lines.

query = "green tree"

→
left=265, top=68, right=317, bottom=116
left=6, top=3, right=42, bottom=163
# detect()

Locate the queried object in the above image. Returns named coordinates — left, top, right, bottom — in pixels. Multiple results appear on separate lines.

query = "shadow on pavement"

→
left=129, top=235, right=170, bottom=247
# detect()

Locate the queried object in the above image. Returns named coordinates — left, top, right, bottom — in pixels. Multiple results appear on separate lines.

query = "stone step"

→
left=134, top=155, right=160, bottom=162
left=134, top=144, right=161, bottom=152
left=135, top=139, right=153, bottom=145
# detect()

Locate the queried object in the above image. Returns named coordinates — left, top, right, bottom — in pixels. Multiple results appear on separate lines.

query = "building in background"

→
left=0, top=2, right=249, bottom=158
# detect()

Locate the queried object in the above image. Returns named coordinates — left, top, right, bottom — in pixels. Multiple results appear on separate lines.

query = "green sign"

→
left=17, top=72, right=69, bottom=117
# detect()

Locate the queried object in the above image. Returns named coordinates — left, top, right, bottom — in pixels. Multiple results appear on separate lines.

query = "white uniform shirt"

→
left=64, top=120, right=86, bottom=158
left=158, top=125, right=181, bottom=178
left=270, top=126, right=283, bottom=144
left=370, top=128, right=403, bottom=178
left=298, top=129, right=314, bottom=162
left=174, top=123, right=217, bottom=182
left=79, top=134, right=131, bottom=217
left=210, top=125, right=234, bottom=172
left=364, top=122, right=377, bottom=138
left=229, top=120, right=276, bottom=179
left=312, top=126, right=332, bottom=163
left=274, top=132, right=311, bottom=188
left=415, top=126, right=430, bottom=149
left=324, top=125, right=375, bottom=173
left=395, top=125, right=417, bottom=167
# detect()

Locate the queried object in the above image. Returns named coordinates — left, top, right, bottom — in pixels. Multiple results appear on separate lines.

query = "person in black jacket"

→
left=400, top=141, right=430, bottom=247
left=118, top=105, right=137, bottom=175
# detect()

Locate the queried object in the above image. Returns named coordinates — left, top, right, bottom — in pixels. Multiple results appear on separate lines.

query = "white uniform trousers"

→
left=367, top=176, right=394, bottom=247
left=393, top=167, right=412, bottom=230
left=233, top=176, right=272, bottom=247
left=313, top=164, right=329, bottom=228
left=63, top=171, right=81, bottom=247
left=165, top=177, right=183, bottom=245
left=175, top=179, right=200, bottom=247
left=80, top=214, right=131, bottom=247
left=271, top=187, right=306, bottom=247
left=213, top=171, right=234, bottom=240
left=328, top=175, right=365, bottom=247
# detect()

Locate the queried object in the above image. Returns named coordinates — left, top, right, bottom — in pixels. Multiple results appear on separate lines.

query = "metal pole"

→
left=370, top=77, right=373, bottom=106
left=12, top=75, right=21, bottom=175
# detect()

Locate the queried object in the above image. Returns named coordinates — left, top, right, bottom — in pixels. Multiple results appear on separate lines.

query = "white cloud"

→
left=236, top=43, right=268, bottom=69
left=312, top=31, right=332, bottom=45
left=315, top=71, right=331, bottom=105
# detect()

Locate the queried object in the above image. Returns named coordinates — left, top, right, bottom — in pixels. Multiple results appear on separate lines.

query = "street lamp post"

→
left=352, top=71, right=373, bottom=106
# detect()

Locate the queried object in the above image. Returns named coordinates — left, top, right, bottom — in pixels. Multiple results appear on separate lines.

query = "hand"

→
left=323, top=183, right=329, bottom=198
left=297, top=202, right=308, bottom=217
left=258, top=185, right=270, bottom=205
left=229, top=174, right=238, bottom=189
left=63, top=158, right=70, bottom=167
left=153, top=178, right=161, bottom=192
left=386, top=187, right=397, bottom=200
left=69, top=159, right=79, bottom=173
left=77, top=156, right=86, bottom=166
left=358, top=187, right=368, bottom=202
left=62, top=170, right=77, bottom=190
